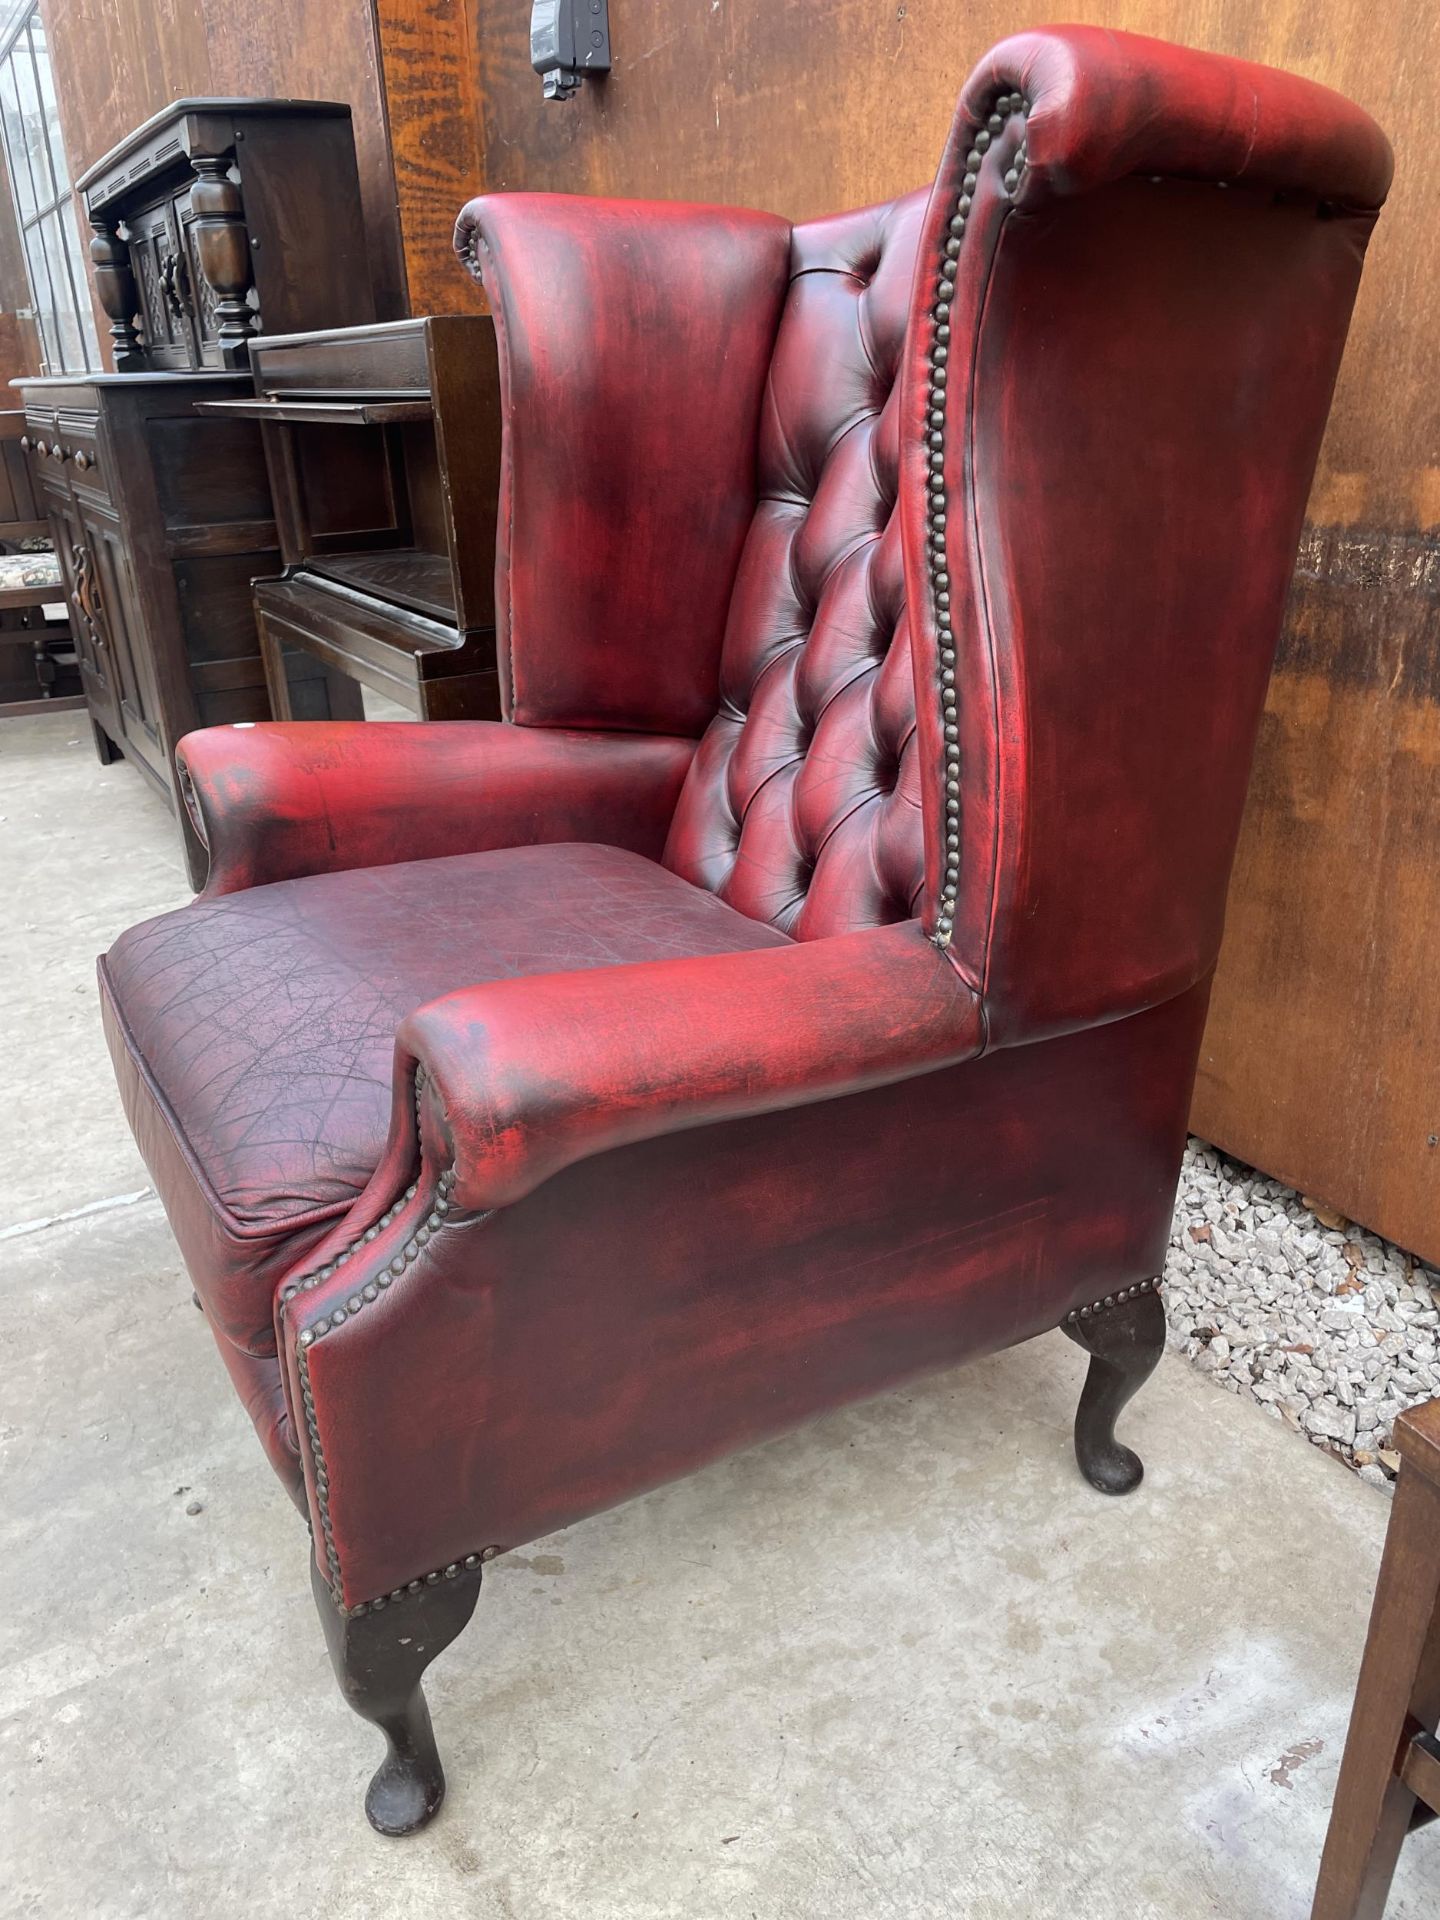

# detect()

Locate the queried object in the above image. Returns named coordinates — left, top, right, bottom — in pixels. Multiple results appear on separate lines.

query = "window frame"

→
left=0, top=0, right=100, bottom=375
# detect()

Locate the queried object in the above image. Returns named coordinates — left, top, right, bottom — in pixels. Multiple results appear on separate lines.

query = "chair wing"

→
left=901, top=25, right=1392, bottom=1040
left=454, top=192, right=791, bottom=737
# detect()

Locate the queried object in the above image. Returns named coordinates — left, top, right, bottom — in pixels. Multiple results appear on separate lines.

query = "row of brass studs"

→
left=296, top=1159, right=462, bottom=1602
left=284, top=1065, right=471, bottom=1606
left=1065, top=1277, right=1161, bottom=1324
left=347, top=1546, right=499, bottom=1619
left=279, top=1067, right=433, bottom=1309
left=296, top=1338, right=343, bottom=1595
left=293, top=1166, right=458, bottom=1344
left=926, top=90, right=1028, bottom=948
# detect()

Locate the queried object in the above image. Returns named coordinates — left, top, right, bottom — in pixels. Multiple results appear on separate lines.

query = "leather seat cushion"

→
left=100, top=842, right=792, bottom=1354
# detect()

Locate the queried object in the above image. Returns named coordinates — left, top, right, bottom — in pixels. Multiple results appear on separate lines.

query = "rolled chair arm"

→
left=176, top=720, right=697, bottom=897
left=396, top=919, right=982, bottom=1213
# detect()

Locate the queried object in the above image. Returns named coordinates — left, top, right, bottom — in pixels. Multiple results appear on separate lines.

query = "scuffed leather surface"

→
left=963, top=26, right=1392, bottom=207
left=663, top=194, right=928, bottom=938
left=176, top=719, right=696, bottom=897
left=455, top=194, right=790, bottom=735
left=207, top=1320, right=302, bottom=1505
left=400, top=918, right=981, bottom=1214
left=102, top=842, right=790, bottom=1352
left=290, top=981, right=1210, bottom=1605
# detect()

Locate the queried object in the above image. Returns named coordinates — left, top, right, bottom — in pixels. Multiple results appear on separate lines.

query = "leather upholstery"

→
left=454, top=195, right=790, bottom=735
left=898, top=25, right=1393, bottom=1031
left=101, top=841, right=790, bottom=1353
left=399, top=919, right=980, bottom=1216
left=295, top=982, right=1210, bottom=1603
left=175, top=719, right=696, bottom=897
left=95, top=30, right=1390, bottom=1616
left=663, top=194, right=928, bottom=938
left=211, top=1324, right=303, bottom=1503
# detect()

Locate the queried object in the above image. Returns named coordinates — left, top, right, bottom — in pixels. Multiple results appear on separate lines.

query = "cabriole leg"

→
left=310, top=1554, right=482, bottom=1835
left=1060, top=1280, right=1166, bottom=1495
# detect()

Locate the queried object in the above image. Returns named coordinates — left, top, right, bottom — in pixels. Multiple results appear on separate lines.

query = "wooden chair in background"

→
left=0, top=409, right=80, bottom=717
left=1313, top=1399, right=1440, bottom=1918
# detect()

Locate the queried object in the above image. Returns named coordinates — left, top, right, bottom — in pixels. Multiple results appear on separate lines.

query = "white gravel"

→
left=1165, top=1139, right=1440, bottom=1492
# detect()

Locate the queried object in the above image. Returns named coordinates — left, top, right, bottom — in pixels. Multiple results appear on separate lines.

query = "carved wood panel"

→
left=40, top=0, right=406, bottom=324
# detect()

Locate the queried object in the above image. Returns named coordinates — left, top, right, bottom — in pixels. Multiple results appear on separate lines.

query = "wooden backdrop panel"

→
left=374, top=0, right=486, bottom=320
left=38, top=0, right=406, bottom=324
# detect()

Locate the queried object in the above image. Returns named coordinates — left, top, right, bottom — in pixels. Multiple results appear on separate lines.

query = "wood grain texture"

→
left=37, top=0, right=406, bottom=326
left=462, top=0, right=1436, bottom=1259
left=373, top=0, right=486, bottom=319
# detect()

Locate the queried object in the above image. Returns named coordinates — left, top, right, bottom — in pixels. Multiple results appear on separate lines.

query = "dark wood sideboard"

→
left=16, top=375, right=332, bottom=879
left=16, top=98, right=375, bottom=884
left=83, top=98, right=372, bottom=373
left=198, top=317, right=502, bottom=721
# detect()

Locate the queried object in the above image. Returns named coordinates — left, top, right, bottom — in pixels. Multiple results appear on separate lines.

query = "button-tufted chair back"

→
left=662, top=194, right=928, bottom=939
left=460, top=26, right=1390, bottom=1016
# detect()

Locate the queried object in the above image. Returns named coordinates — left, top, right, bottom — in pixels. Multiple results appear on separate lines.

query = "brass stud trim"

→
left=1065, top=1277, right=1161, bottom=1325
left=279, top=1064, right=491, bottom=1606
left=926, top=89, right=1028, bottom=950
left=345, top=1547, right=497, bottom=1619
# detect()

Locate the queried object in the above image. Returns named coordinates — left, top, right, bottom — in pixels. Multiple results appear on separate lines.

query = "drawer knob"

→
left=73, top=451, right=91, bottom=471
left=19, top=434, right=29, bottom=452
left=50, top=442, right=64, bottom=459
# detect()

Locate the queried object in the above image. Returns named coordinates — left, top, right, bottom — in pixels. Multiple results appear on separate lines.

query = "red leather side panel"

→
left=455, top=194, right=791, bottom=735
left=287, top=981, right=1210, bottom=1607
left=208, top=1324, right=303, bottom=1507
left=966, top=178, right=1374, bottom=1043
left=898, top=26, right=1389, bottom=1032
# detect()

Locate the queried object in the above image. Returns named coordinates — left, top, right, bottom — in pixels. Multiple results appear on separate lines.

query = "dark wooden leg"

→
left=256, top=617, right=296, bottom=722
left=321, top=665, right=365, bottom=721
left=91, top=720, right=120, bottom=765
left=1060, top=1280, right=1166, bottom=1495
left=310, top=1553, right=482, bottom=1836
left=1312, top=1407, right=1440, bottom=1920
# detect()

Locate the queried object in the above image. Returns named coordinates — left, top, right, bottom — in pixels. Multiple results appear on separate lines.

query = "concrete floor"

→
left=2, top=707, right=1436, bottom=1919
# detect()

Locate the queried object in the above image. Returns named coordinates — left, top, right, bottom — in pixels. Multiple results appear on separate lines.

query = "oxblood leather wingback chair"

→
left=99, top=27, right=1390, bottom=1836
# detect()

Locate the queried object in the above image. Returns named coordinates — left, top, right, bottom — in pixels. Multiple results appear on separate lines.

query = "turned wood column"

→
left=189, top=151, right=253, bottom=365
left=88, top=217, right=142, bottom=369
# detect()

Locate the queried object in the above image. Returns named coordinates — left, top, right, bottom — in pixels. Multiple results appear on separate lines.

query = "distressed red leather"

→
left=663, top=193, right=928, bottom=937
left=305, top=983, right=1210, bottom=1597
left=99, top=28, right=1389, bottom=1615
left=175, top=719, right=696, bottom=897
left=453, top=195, right=790, bottom=735
left=101, top=841, right=789, bottom=1352
left=902, top=27, right=1391, bottom=1040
